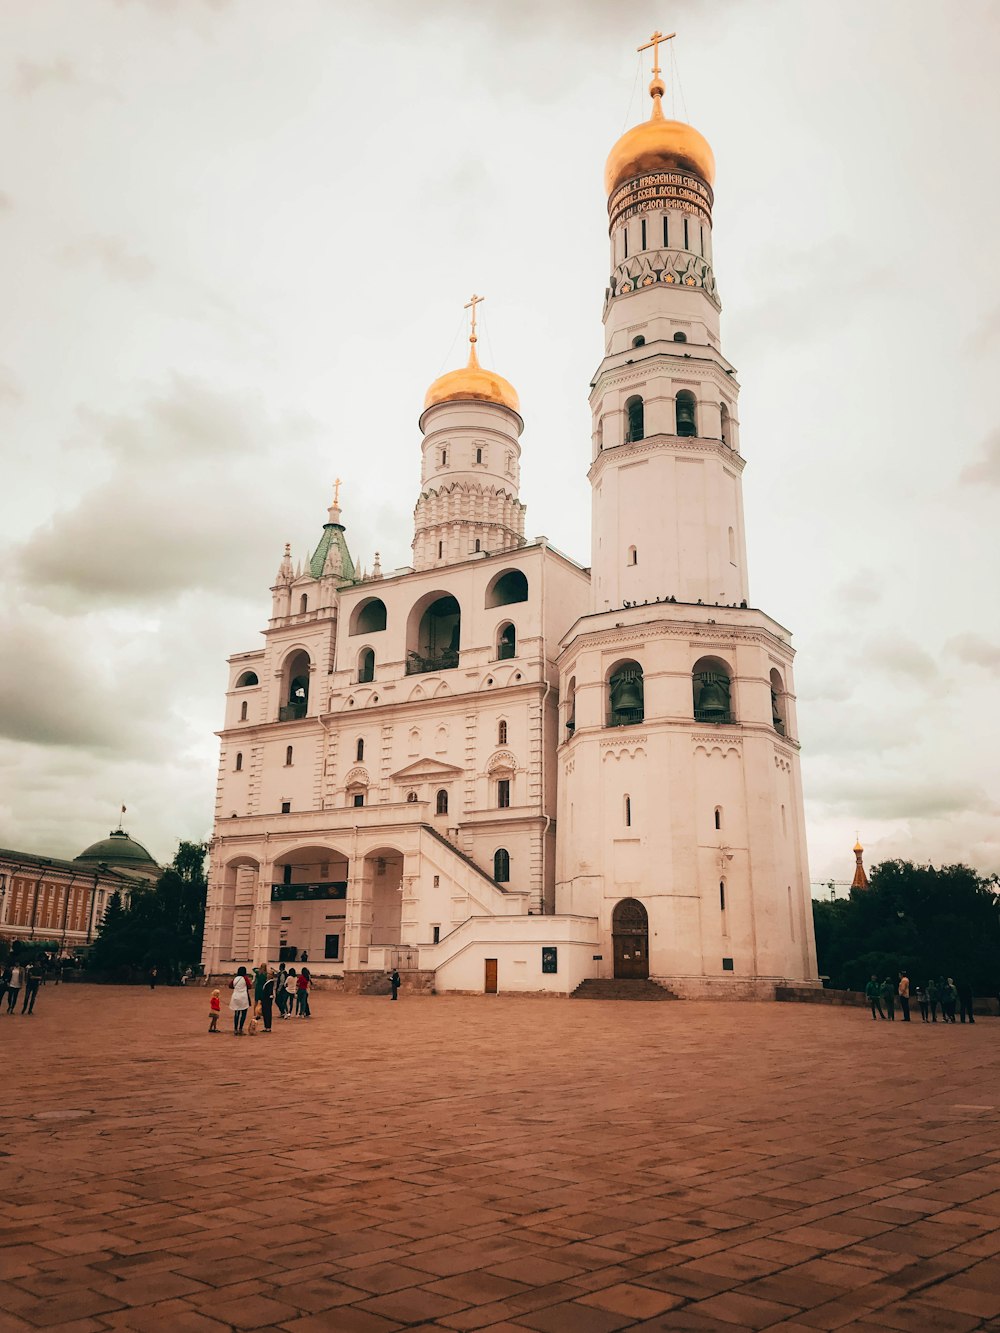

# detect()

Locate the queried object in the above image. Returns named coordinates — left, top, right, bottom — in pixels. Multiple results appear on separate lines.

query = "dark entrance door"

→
left=612, top=898, right=649, bottom=979
left=484, top=958, right=498, bottom=993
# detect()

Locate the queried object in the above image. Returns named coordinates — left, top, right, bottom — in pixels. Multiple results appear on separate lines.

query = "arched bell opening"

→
left=624, top=395, right=644, bottom=444
left=496, top=622, right=516, bottom=660
left=280, top=650, right=310, bottom=722
left=607, top=659, right=644, bottom=727
left=770, top=667, right=786, bottom=737
left=612, top=898, right=649, bottom=979
left=692, top=655, right=734, bottom=725
left=406, top=592, right=461, bottom=674
left=357, top=647, right=375, bottom=684
left=675, top=389, right=697, bottom=437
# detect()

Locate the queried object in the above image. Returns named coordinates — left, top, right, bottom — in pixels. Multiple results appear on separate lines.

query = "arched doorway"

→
left=612, top=898, right=649, bottom=979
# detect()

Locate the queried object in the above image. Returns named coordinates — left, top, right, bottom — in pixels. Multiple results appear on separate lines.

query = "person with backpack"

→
left=389, top=968, right=401, bottom=1002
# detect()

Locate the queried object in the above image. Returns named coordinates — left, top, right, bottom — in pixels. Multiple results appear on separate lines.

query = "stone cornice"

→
left=559, top=615, right=795, bottom=662
left=588, top=434, right=746, bottom=483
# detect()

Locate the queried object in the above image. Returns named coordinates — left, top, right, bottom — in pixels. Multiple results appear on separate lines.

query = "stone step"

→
left=570, top=978, right=678, bottom=1001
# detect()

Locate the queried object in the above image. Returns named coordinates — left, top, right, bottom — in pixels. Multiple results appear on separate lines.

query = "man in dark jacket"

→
left=865, top=975, right=885, bottom=1020
left=389, top=969, right=401, bottom=1001
left=956, top=979, right=975, bottom=1024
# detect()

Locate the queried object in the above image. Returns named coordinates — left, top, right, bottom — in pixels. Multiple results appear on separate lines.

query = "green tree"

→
left=814, top=860, right=1000, bottom=995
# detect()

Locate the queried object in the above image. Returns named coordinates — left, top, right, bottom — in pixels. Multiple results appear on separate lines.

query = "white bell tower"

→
left=556, top=34, right=819, bottom=997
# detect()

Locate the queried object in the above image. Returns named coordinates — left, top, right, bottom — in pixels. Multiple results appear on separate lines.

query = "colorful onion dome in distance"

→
left=604, top=73, right=715, bottom=196
left=423, top=336, right=520, bottom=415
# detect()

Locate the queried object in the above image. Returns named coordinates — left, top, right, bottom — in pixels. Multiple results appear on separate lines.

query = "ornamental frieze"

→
left=610, top=249, right=718, bottom=304
left=608, top=170, right=714, bottom=229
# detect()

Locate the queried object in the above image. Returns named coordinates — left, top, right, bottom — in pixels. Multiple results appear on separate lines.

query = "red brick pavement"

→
left=1, top=985, right=998, bottom=1331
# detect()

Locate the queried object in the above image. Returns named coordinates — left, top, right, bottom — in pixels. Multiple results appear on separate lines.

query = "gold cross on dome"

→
left=637, top=29, right=675, bottom=78
left=332, top=477, right=342, bottom=506
left=464, top=293, right=484, bottom=341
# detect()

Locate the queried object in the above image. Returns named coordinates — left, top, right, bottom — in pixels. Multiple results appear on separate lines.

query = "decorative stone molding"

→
left=609, top=248, right=719, bottom=305
left=589, top=436, right=746, bottom=484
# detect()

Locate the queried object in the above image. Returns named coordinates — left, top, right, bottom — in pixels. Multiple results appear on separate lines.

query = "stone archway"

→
left=612, top=898, right=649, bottom=979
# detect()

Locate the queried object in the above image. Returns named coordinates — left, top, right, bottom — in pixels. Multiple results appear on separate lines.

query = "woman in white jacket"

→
left=229, top=966, right=251, bottom=1035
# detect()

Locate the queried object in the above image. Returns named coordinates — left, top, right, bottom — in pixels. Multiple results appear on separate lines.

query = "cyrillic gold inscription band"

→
left=608, top=170, right=713, bottom=231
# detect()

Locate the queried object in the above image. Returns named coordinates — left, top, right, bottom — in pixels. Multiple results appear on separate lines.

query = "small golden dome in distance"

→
left=423, top=339, right=520, bottom=415
left=854, top=840, right=864, bottom=854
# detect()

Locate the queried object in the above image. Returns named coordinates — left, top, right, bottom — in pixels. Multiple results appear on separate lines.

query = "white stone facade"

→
left=201, top=77, right=819, bottom=997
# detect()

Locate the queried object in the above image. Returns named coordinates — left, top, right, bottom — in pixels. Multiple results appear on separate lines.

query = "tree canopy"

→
left=813, top=859, right=1000, bottom=994
left=88, top=841, right=207, bottom=982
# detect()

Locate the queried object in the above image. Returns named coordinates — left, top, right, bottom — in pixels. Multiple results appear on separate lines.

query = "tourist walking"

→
left=6, top=963, right=24, bottom=1014
left=880, top=977, right=895, bottom=1021
left=284, top=968, right=297, bottom=1018
left=260, top=970, right=276, bottom=1031
left=229, top=966, right=251, bottom=1035
left=865, top=975, right=885, bottom=1020
left=916, top=984, right=929, bottom=1022
left=21, top=965, right=41, bottom=1015
left=208, top=989, right=221, bottom=1033
left=927, top=977, right=940, bottom=1021
left=296, top=967, right=311, bottom=1018
left=149, top=967, right=158, bottom=990
left=274, top=963, right=288, bottom=1018
left=942, top=978, right=958, bottom=1023
left=897, top=971, right=910, bottom=1022
left=389, top=968, right=401, bottom=1001
left=957, top=979, right=975, bottom=1024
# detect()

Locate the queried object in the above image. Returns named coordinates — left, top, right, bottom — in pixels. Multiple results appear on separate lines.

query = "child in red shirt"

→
left=208, top=989, right=221, bottom=1033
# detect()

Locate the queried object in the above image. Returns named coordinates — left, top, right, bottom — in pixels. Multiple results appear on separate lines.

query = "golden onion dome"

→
left=605, top=77, right=715, bottom=196
left=424, top=339, right=520, bottom=415
left=854, top=840, right=864, bottom=854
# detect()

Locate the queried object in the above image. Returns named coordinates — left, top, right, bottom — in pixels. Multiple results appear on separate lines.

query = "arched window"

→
left=408, top=594, right=461, bottom=673
left=496, top=623, right=516, bottom=659
left=720, top=402, right=731, bottom=447
left=440, top=447, right=447, bottom=467
left=234, top=752, right=243, bottom=772
left=281, top=650, right=310, bottom=721
left=406, top=791, right=418, bottom=803
left=608, top=660, right=644, bottom=726
left=493, top=848, right=510, bottom=882
left=715, top=807, right=723, bottom=830
left=299, top=594, right=308, bottom=614
left=673, top=330, right=687, bottom=343
left=624, top=795, right=632, bottom=827
left=728, top=526, right=736, bottom=564
left=285, top=745, right=293, bottom=767
left=632, top=335, right=645, bottom=348
left=627, top=545, right=637, bottom=566
left=474, top=539, right=481, bottom=553
left=475, top=447, right=483, bottom=464
left=358, top=647, right=375, bottom=683
left=565, top=676, right=576, bottom=734
left=239, top=700, right=248, bottom=721
left=235, top=671, right=258, bottom=688
left=770, top=668, right=786, bottom=736
left=436, top=789, right=449, bottom=815
left=676, top=389, right=697, bottom=437
left=350, top=597, right=387, bottom=636
left=693, top=656, right=733, bottom=724
left=485, top=569, right=528, bottom=608
left=720, top=881, right=726, bottom=909
left=624, top=395, right=644, bottom=443
left=356, top=738, right=364, bottom=762
left=498, top=720, right=507, bottom=745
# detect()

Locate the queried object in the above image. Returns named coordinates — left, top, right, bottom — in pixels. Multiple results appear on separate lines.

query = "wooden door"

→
left=612, top=899, right=649, bottom=979
left=484, top=958, right=498, bottom=993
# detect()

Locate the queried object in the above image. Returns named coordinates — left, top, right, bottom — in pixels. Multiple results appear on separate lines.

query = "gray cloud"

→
left=62, top=235, right=156, bottom=285
left=15, top=59, right=77, bottom=98
left=832, top=568, right=884, bottom=609
left=863, top=634, right=940, bottom=686
left=946, top=633, right=1000, bottom=673
left=960, top=428, right=1000, bottom=486
left=809, top=771, right=993, bottom=823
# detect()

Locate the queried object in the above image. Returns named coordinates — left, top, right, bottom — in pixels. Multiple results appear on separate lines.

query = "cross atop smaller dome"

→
left=423, top=294, right=520, bottom=416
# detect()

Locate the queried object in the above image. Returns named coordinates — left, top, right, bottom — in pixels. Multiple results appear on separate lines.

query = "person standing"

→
left=0, top=964, right=8, bottom=1012
left=274, top=963, right=288, bottom=1019
left=865, top=975, right=885, bottom=1020
left=260, top=970, right=276, bottom=1032
left=296, top=967, right=311, bottom=1018
left=22, top=965, right=41, bottom=1015
left=927, top=977, right=940, bottom=1022
left=284, top=968, right=297, bottom=1019
left=897, top=971, right=910, bottom=1022
left=957, top=979, right=975, bottom=1024
left=208, top=989, right=221, bottom=1033
left=6, top=963, right=24, bottom=1014
left=880, top=977, right=896, bottom=1021
left=916, top=983, right=929, bottom=1022
left=942, top=978, right=958, bottom=1023
left=229, top=966, right=251, bottom=1035
left=149, top=966, right=158, bottom=990
left=389, top=968, right=401, bottom=1002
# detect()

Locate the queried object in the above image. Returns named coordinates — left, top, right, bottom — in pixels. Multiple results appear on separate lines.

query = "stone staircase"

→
left=570, top=978, right=678, bottom=1001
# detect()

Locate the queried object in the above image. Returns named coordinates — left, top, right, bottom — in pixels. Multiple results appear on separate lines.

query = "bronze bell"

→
left=697, top=675, right=729, bottom=720
left=676, top=395, right=697, bottom=437
left=611, top=672, right=643, bottom=712
left=771, top=689, right=783, bottom=728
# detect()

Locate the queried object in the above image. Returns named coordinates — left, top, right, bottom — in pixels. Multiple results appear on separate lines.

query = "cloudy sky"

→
left=1, top=0, right=997, bottom=886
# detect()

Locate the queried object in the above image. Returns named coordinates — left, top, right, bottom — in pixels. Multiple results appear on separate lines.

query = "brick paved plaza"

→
left=2, top=987, right=999, bottom=1332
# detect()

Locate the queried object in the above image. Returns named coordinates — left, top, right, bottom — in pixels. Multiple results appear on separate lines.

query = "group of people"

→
left=211, top=963, right=312, bottom=1035
left=0, top=962, right=42, bottom=1015
left=865, top=972, right=976, bottom=1023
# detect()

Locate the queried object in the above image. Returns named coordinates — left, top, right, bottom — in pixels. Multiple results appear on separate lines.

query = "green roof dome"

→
left=75, top=829, right=158, bottom=872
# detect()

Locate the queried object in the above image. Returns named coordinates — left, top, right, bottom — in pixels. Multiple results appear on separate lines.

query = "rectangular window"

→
left=542, top=947, right=558, bottom=974
left=700, top=224, right=705, bottom=256
left=623, top=226, right=629, bottom=259
left=353, top=793, right=365, bottom=808
left=432, top=925, right=441, bottom=944
left=640, top=218, right=646, bottom=250
left=683, top=217, right=689, bottom=249
left=497, top=779, right=511, bottom=809
left=663, top=214, right=669, bottom=247
left=280, top=801, right=291, bottom=814
left=324, top=934, right=340, bottom=960
left=722, top=957, right=734, bottom=972
left=438, top=541, right=443, bottom=558
left=283, top=864, right=292, bottom=885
